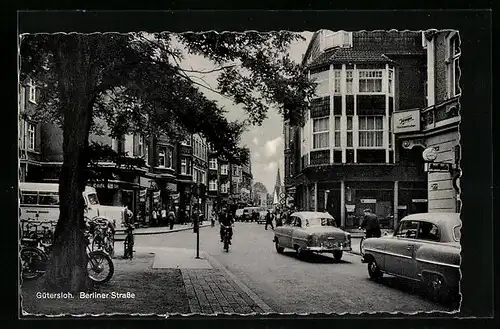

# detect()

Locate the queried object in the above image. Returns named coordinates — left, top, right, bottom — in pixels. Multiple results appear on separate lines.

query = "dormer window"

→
left=324, top=31, right=353, bottom=50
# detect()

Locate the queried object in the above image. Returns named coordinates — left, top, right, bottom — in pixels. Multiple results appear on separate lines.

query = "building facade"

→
left=286, top=30, right=430, bottom=229
left=395, top=30, right=461, bottom=213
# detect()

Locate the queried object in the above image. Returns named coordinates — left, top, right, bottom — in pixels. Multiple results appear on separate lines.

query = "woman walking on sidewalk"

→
left=168, top=209, right=176, bottom=230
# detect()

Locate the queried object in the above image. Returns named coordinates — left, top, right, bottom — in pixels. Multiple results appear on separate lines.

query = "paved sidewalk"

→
left=139, top=247, right=274, bottom=314
left=133, top=223, right=211, bottom=235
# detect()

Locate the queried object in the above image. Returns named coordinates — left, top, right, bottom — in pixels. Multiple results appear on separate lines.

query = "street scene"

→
left=19, top=28, right=461, bottom=316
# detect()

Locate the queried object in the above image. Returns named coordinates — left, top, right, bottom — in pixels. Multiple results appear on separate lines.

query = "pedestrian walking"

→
left=360, top=209, right=381, bottom=238
left=168, top=209, right=176, bottom=230
left=265, top=209, right=274, bottom=230
left=161, top=207, right=167, bottom=226
left=210, top=209, right=216, bottom=227
left=152, top=207, right=158, bottom=227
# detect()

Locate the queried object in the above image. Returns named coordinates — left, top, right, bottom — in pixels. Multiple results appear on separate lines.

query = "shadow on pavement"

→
left=365, top=276, right=460, bottom=311
left=280, top=251, right=352, bottom=264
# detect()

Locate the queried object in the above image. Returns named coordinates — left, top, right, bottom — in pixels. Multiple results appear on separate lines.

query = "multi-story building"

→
left=394, top=30, right=461, bottom=213
left=19, top=78, right=43, bottom=183
left=286, top=30, right=429, bottom=229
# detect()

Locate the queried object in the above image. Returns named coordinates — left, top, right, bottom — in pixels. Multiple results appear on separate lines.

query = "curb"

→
left=202, top=252, right=274, bottom=314
left=133, top=224, right=212, bottom=236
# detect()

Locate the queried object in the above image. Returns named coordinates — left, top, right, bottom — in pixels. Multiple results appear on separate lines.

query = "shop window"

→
left=21, top=192, right=38, bottom=205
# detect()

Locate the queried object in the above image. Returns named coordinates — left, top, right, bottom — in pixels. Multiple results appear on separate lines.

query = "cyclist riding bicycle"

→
left=219, top=207, right=234, bottom=245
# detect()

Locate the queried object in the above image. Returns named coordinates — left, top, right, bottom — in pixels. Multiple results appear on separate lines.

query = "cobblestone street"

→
left=182, top=269, right=264, bottom=314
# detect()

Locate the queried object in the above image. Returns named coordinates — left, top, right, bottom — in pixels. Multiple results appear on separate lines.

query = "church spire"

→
left=274, top=168, right=282, bottom=196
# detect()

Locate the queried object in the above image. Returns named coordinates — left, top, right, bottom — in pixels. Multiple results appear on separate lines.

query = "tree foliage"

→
left=19, top=31, right=314, bottom=291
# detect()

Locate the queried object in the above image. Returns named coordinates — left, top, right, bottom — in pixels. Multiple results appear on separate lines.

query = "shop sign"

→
left=393, top=109, right=421, bottom=133
left=412, top=199, right=428, bottom=203
left=422, top=147, right=438, bottom=162
left=345, top=205, right=356, bottom=212
left=166, top=182, right=177, bottom=192
left=398, top=205, right=407, bottom=210
left=360, top=199, right=377, bottom=204
left=425, top=162, right=451, bottom=172
left=139, top=177, right=152, bottom=188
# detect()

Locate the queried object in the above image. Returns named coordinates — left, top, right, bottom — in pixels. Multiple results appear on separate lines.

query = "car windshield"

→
left=453, top=225, right=461, bottom=241
left=306, top=217, right=336, bottom=227
left=87, top=193, right=100, bottom=205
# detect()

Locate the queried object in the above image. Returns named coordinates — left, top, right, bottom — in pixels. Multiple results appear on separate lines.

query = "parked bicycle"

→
left=86, top=216, right=115, bottom=258
left=20, top=219, right=114, bottom=284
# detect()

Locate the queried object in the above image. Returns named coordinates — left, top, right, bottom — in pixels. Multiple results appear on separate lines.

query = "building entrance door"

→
left=326, top=189, right=341, bottom=227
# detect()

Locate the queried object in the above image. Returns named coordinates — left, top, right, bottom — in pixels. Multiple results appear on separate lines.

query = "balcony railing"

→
left=421, top=96, right=460, bottom=131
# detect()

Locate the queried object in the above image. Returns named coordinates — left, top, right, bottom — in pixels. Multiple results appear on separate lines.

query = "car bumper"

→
left=305, top=246, right=352, bottom=253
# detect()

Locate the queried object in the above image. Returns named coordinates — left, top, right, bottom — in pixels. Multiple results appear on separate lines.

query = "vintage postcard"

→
left=19, top=24, right=463, bottom=317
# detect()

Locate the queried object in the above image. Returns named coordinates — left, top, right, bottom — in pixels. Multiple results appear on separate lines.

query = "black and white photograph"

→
left=18, top=18, right=469, bottom=317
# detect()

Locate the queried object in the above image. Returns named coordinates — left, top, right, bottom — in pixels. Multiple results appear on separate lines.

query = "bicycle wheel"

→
left=21, top=247, right=48, bottom=280
left=87, top=250, right=114, bottom=284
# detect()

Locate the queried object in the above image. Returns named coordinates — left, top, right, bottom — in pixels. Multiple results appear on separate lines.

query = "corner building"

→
left=286, top=30, right=429, bottom=229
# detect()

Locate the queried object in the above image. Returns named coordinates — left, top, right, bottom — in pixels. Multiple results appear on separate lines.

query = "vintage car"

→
left=361, top=212, right=461, bottom=302
left=273, top=211, right=352, bottom=261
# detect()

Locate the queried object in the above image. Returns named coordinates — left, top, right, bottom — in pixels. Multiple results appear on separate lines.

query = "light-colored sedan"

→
left=273, top=211, right=352, bottom=261
left=362, top=212, right=461, bottom=302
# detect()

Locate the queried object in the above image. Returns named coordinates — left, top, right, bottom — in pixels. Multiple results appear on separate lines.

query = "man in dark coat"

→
left=219, top=207, right=234, bottom=244
left=265, top=210, right=274, bottom=230
left=360, top=209, right=381, bottom=238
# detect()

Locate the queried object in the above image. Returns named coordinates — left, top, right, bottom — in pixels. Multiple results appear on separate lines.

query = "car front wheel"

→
left=368, top=260, right=383, bottom=280
left=275, top=240, right=284, bottom=253
left=333, top=250, right=343, bottom=261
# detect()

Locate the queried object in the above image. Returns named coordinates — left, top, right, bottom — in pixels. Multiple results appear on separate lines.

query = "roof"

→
left=308, top=48, right=395, bottom=69
left=19, top=182, right=96, bottom=193
left=291, top=211, right=334, bottom=219
left=401, top=213, right=461, bottom=228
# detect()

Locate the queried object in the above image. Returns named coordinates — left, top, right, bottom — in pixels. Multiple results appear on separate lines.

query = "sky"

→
left=177, top=32, right=313, bottom=193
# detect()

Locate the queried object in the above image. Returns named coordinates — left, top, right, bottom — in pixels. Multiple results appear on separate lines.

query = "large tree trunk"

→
left=45, top=35, right=97, bottom=292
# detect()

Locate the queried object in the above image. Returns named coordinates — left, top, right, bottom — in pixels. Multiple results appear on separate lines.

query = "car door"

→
left=276, top=216, right=294, bottom=248
left=385, top=220, right=420, bottom=278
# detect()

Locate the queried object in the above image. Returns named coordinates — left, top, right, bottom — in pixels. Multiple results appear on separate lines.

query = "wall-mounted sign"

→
left=422, top=147, right=438, bottom=162
left=360, top=199, right=377, bottom=204
left=393, top=109, right=421, bottom=133
left=412, top=199, right=428, bottom=203
left=425, top=162, right=452, bottom=172
left=345, top=205, right=356, bottom=212
left=398, top=205, right=408, bottom=210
